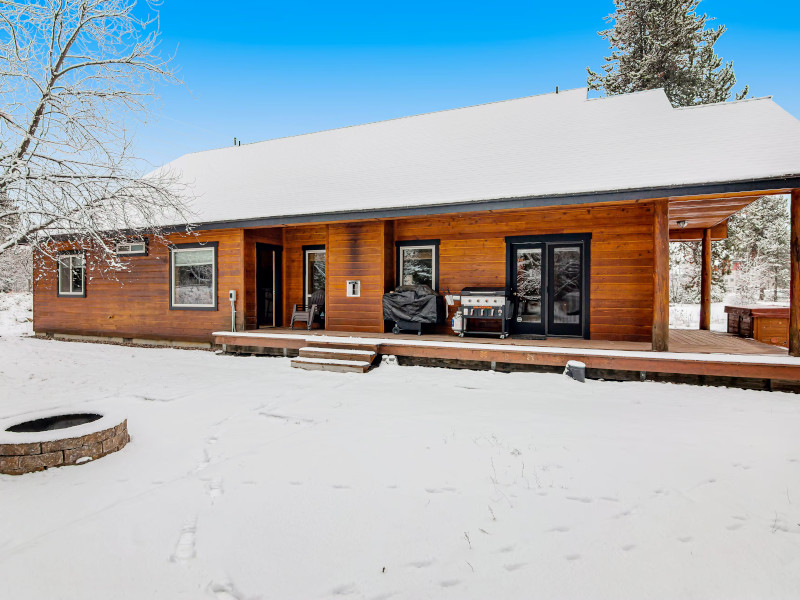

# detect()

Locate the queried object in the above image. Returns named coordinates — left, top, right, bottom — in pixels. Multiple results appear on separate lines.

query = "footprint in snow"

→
left=439, top=580, right=461, bottom=588
left=548, top=526, right=570, bottom=533
left=726, top=523, right=743, bottom=531
left=331, top=582, right=358, bottom=595
left=600, top=496, right=620, bottom=503
left=503, top=563, right=526, bottom=572
left=565, top=554, right=581, bottom=561
left=207, top=477, right=224, bottom=499
left=566, top=496, right=592, bottom=504
left=408, top=559, right=435, bottom=569
left=208, top=581, right=242, bottom=600
left=677, top=536, right=693, bottom=543
left=195, top=449, right=210, bottom=472
left=621, top=544, right=636, bottom=552
left=171, top=518, right=197, bottom=563
left=497, top=545, right=515, bottom=554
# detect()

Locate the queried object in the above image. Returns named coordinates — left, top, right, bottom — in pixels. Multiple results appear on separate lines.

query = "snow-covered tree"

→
left=0, top=0, right=191, bottom=271
left=725, top=195, right=790, bottom=302
left=587, top=0, right=748, bottom=107
left=669, top=240, right=729, bottom=303
left=0, top=243, right=31, bottom=291
left=669, top=196, right=791, bottom=304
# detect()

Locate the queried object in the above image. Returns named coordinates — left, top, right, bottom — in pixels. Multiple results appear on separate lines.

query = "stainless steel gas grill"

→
left=455, top=287, right=513, bottom=339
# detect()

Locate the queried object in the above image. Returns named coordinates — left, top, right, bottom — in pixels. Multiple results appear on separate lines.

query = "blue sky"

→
left=136, top=0, right=800, bottom=169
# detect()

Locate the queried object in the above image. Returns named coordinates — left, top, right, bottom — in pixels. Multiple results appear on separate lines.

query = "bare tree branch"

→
left=0, top=0, right=193, bottom=274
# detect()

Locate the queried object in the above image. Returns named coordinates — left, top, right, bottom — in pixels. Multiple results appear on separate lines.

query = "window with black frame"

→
left=170, top=245, right=217, bottom=309
left=397, top=241, right=438, bottom=290
left=304, top=248, right=326, bottom=305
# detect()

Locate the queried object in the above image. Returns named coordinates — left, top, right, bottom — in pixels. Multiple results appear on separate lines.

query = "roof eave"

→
left=165, top=175, right=800, bottom=233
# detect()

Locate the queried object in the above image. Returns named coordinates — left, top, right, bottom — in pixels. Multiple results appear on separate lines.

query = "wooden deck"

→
left=213, top=328, right=800, bottom=390
left=232, top=327, right=786, bottom=355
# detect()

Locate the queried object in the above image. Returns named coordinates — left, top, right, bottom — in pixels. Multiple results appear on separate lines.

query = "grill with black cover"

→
left=382, top=285, right=445, bottom=335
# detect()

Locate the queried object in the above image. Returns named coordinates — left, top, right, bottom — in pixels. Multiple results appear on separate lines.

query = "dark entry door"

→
left=547, top=244, right=583, bottom=337
left=508, top=235, right=589, bottom=338
left=256, top=243, right=282, bottom=327
left=510, top=243, right=545, bottom=336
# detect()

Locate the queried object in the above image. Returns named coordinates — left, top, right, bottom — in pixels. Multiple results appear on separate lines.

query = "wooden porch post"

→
left=699, top=228, right=712, bottom=330
left=653, top=199, right=670, bottom=351
left=790, top=190, right=800, bottom=356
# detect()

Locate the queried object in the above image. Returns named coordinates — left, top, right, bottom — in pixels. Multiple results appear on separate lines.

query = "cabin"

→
left=32, top=88, right=800, bottom=385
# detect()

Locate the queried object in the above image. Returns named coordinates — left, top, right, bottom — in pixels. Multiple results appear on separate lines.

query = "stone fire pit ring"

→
left=0, top=408, right=129, bottom=476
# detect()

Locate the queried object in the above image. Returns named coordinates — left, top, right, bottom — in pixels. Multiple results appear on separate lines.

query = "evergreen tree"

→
left=587, top=0, right=748, bottom=107
left=669, top=196, right=790, bottom=305
left=668, top=240, right=729, bottom=304
left=725, top=196, right=790, bottom=302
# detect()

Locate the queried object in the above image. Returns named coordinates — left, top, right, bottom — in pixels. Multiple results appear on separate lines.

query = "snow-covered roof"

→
left=159, top=87, right=800, bottom=227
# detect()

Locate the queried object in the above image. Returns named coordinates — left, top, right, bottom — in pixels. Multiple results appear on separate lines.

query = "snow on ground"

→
left=0, top=292, right=33, bottom=337
left=670, top=302, right=728, bottom=332
left=1, top=294, right=799, bottom=599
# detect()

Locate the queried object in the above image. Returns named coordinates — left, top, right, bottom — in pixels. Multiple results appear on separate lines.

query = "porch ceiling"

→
left=668, top=195, right=760, bottom=231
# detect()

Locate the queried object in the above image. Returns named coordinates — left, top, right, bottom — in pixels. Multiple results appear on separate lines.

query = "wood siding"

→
left=394, top=202, right=655, bottom=341
left=327, top=221, right=393, bottom=332
left=34, top=202, right=656, bottom=343
left=33, top=229, right=245, bottom=342
left=281, top=224, right=327, bottom=326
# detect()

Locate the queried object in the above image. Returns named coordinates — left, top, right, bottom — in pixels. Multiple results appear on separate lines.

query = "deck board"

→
left=245, top=327, right=786, bottom=356
left=212, top=327, right=800, bottom=388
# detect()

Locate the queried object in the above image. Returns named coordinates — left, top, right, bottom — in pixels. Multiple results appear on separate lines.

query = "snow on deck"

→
left=214, top=330, right=800, bottom=366
left=3, top=295, right=799, bottom=599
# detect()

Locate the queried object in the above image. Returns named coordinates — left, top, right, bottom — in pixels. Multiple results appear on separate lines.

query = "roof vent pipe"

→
left=556, top=86, right=559, bottom=94
left=234, top=137, right=237, bottom=146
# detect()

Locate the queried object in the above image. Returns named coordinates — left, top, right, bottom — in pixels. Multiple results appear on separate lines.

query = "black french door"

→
left=507, top=234, right=590, bottom=338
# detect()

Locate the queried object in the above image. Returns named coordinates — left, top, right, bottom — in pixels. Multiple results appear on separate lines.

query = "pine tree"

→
left=669, top=197, right=790, bottom=305
left=725, top=196, right=790, bottom=302
left=587, top=0, right=748, bottom=107
left=668, top=240, right=730, bottom=303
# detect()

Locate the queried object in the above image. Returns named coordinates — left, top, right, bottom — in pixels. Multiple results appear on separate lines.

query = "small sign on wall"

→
left=346, top=280, right=361, bottom=297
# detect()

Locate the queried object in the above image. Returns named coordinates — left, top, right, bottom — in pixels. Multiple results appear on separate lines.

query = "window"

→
left=170, top=244, right=217, bottom=309
left=57, top=253, right=85, bottom=297
left=303, top=246, right=326, bottom=305
left=397, top=240, right=439, bottom=290
left=116, top=241, right=147, bottom=256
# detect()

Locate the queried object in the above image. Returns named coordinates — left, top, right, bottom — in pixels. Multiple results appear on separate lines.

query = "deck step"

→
left=299, top=346, right=377, bottom=362
left=305, top=340, right=380, bottom=353
left=291, top=356, right=373, bottom=373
